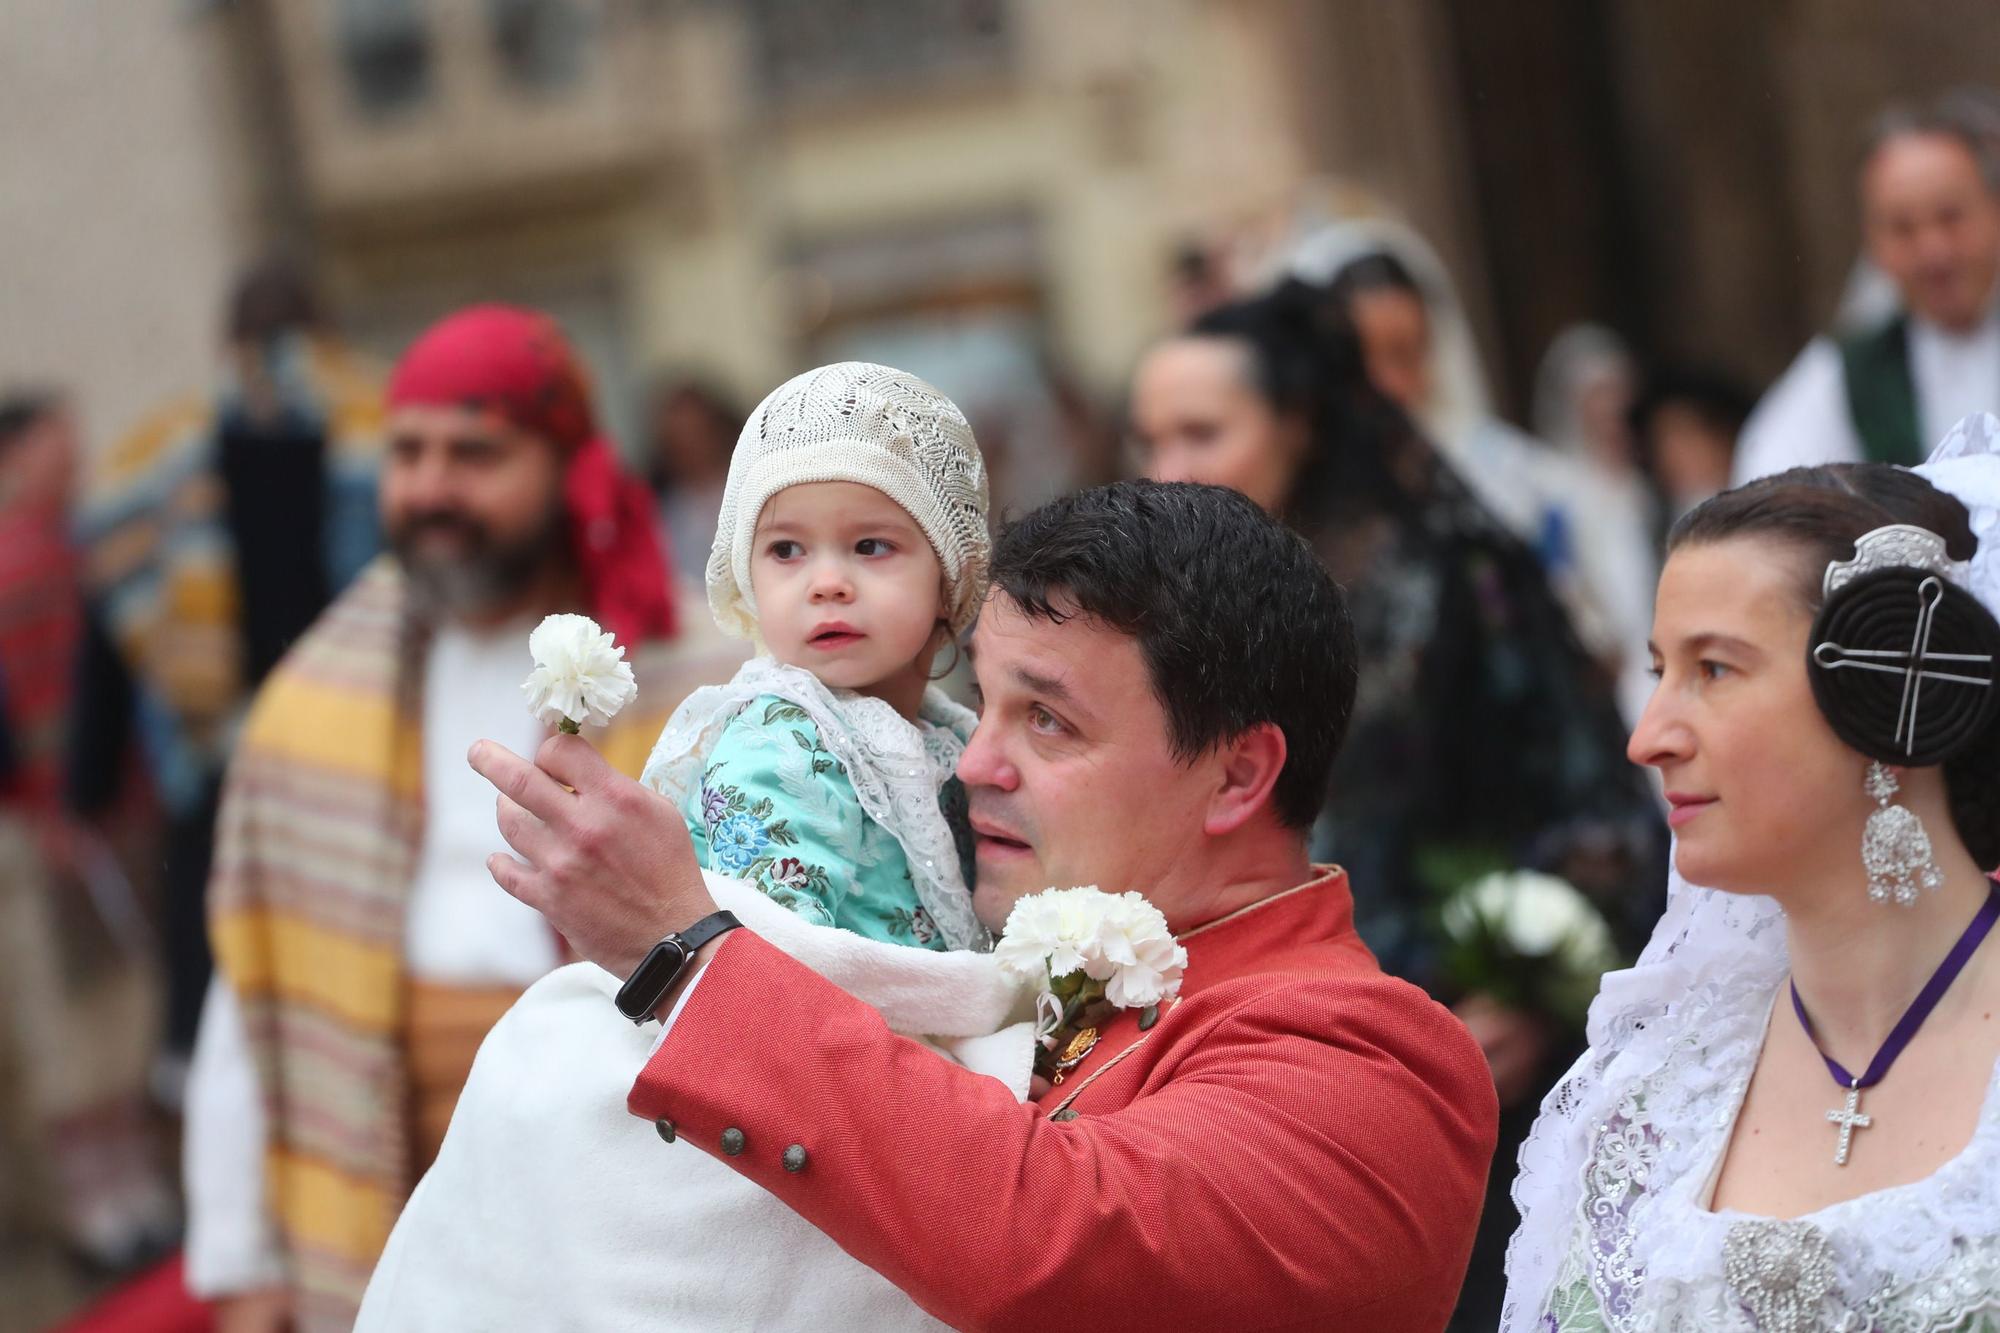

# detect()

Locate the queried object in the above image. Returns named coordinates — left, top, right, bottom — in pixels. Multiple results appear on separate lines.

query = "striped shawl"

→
left=208, top=557, right=732, bottom=1330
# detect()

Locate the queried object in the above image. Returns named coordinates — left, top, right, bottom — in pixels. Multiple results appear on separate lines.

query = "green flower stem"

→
left=558, top=716, right=581, bottom=735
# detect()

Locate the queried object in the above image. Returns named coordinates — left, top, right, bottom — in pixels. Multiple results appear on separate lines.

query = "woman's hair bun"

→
left=1807, top=566, right=2000, bottom=767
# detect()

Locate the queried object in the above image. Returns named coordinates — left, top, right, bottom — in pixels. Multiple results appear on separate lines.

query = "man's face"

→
left=1863, top=132, right=2000, bottom=333
left=958, top=592, right=1217, bottom=934
left=380, top=403, right=569, bottom=620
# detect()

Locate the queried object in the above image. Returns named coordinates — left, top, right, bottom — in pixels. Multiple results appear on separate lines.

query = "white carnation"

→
left=523, top=614, right=638, bottom=730
left=995, top=886, right=1188, bottom=1011
left=1443, top=870, right=1604, bottom=959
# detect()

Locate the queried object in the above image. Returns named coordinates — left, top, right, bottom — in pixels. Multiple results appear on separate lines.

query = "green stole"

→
left=1837, top=317, right=1927, bottom=466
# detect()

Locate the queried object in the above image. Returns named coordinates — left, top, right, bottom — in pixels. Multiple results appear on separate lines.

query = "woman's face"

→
left=1349, top=287, right=1433, bottom=413
left=1131, top=336, right=1306, bottom=515
left=1629, top=536, right=1875, bottom=896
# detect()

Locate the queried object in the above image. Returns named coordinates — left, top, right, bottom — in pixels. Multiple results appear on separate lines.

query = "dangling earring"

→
left=1862, top=761, right=1944, bottom=906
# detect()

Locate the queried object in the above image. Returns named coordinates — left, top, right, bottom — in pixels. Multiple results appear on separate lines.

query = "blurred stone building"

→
left=9, top=0, right=2000, bottom=466
left=227, top=0, right=1326, bottom=505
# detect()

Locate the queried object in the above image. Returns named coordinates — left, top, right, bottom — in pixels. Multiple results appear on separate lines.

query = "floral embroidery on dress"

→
left=645, top=660, right=985, bottom=950
left=888, top=906, right=939, bottom=947
left=762, top=700, right=842, bottom=778
left=698, top=763, right=839, bottom=903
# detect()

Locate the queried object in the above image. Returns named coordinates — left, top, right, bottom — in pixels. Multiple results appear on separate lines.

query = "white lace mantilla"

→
left=642, top=656, right=989, bottom=951
left=1517, top=935, right=2000, bottom=1331
left=1504, top=416, right=2000, bottom=1332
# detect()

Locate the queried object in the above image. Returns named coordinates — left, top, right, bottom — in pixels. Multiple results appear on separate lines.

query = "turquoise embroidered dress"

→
left=682, top=695, right=955, bottom=950
left=644, top=657, right=987, bottom=953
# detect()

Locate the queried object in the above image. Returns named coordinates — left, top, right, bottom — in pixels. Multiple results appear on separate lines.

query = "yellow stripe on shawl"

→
left=603, top=705, right=672, bottom=778
left=271, top=1149, right=399, bottom=1263
left=213, top=911, right=403, bottom=1031
left=164, top=563, right=238, bottom=624
left=244, top=671, right=423, bottom=799
left=94, top=396, right=207, bottom=490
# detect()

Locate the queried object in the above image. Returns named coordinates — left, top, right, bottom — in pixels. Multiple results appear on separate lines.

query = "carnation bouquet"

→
left=1439, top=869, right=1619, bottom=1029
left=994, top=887, right=1188, bottom=1084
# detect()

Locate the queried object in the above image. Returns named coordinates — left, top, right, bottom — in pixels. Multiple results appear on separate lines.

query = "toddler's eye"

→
left=767, top=539, right=803, bottom=560
left=855, top=537, right=896, bottom=556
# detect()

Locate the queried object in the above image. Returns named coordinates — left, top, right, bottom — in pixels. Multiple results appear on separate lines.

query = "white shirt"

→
left=183, top=620, right=554, bottom=1296
left=1734, top=307, right=2000, bottom=483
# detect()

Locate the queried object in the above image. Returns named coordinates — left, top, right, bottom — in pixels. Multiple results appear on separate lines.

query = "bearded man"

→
left=180, top=306, right=742, bottom=1332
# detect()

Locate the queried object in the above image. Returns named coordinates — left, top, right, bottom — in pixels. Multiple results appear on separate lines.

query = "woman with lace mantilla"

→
left=1503, top=414, right=2000, bottom=1332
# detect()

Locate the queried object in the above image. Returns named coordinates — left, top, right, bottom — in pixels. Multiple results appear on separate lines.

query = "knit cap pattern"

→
left=707, top=362, right=991, bottom=640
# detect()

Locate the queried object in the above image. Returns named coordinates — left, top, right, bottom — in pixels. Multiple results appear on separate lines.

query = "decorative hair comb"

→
left=1811, top=525, right=1998, bottom=761
left=1821, top=524, right=1957, bottom=597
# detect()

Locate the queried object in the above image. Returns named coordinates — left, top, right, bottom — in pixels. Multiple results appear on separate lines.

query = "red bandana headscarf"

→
left=386, top=305, right=676, bottom=646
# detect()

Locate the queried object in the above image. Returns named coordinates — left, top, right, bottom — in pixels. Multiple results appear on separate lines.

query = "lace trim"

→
left=643, top=657, right=988, bottom=951
left=1530, top=972, right=2000, bottom=1331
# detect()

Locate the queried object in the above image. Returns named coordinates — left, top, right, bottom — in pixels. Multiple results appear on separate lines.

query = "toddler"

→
left=643, top=361, right=991, bottom=952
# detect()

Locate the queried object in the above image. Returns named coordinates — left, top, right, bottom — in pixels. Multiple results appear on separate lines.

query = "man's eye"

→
left=1698, top=659, right=1731, bottom=682
left=855, top=537, right=895, bottom=556
left=1028, top=705, right=1065, bottom=735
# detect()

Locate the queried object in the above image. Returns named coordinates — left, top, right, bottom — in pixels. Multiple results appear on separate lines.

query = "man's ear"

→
left=1203, top=721, right=1288, bottom=837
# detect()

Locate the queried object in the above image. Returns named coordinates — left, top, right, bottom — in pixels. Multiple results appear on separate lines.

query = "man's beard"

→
left=389, top=499, right=569, bottom=624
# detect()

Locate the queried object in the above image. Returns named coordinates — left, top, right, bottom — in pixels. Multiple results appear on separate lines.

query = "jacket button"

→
left=782, top=1144, right=808, bottom=1173
left=721, top=1127, right=747, bottom=1156
left=654, top=1118, right=677, bottom=1144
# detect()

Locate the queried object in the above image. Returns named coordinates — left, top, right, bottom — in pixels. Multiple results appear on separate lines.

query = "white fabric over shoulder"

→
left=355, top=870, right=1034, bottom=1332
left=1731, top=337, right=1865, bottom=484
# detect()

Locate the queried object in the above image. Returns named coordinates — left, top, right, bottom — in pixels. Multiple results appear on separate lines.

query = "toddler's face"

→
left=749, top=481, right=947, bottom=697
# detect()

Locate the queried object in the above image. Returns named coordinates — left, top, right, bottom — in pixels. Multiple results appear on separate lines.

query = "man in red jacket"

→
left=474, top=480, right=1498, bottom=1330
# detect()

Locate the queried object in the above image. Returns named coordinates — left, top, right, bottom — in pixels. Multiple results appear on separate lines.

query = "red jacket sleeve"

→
left=629, top=932, right=1497, bottom=1332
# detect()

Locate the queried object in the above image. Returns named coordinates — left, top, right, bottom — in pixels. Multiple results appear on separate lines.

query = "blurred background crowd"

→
left=5, top=2, right=2000, bottom=1329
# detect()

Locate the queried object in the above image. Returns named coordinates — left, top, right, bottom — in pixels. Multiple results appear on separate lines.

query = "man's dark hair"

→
left=0, top=390, right=62, bottom=460
left=1628, top=365, right=1755, bottom=439
left=990, top=479, right=1357, bottom=830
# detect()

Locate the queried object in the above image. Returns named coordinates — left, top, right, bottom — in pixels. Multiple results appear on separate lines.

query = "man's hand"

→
left=470, top=734, right=717, bottom=981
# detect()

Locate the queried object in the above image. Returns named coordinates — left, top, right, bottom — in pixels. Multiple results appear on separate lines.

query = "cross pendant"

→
left=1824, top=1082, right=1872, bottom=1167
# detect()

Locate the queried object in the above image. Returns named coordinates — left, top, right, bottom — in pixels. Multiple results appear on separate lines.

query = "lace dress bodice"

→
left=1529, top=967, right=2000, bottom=1332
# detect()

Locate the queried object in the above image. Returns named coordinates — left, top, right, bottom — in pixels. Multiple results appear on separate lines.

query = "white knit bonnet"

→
left=706, top=362, right=991, bottom=641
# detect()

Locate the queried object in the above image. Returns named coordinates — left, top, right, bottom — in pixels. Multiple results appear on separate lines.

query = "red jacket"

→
left=628, top=867, right=1498, bottom=1332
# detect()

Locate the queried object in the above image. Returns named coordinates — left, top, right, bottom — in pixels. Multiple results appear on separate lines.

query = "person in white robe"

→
left=1735, top=103, right=2000, bottom=482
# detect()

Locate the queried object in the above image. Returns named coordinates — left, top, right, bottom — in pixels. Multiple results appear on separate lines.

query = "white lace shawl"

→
left=642, top=656, right=989, bottom=952
left=1502, top=414, right=2000, bottom=1331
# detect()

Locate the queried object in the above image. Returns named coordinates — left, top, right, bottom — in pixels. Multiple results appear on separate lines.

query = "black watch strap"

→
left=614, top=910, right=743, bottom=1024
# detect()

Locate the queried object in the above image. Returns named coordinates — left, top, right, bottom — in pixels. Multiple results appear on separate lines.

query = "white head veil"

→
left=1283, top=216, right=1498, bottom=455
left=1500, top=412, right=2000, bottom=1330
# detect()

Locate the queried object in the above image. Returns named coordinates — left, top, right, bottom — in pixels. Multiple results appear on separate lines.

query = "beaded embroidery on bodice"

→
left=1537, top=968, right=2000, bottom=1331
